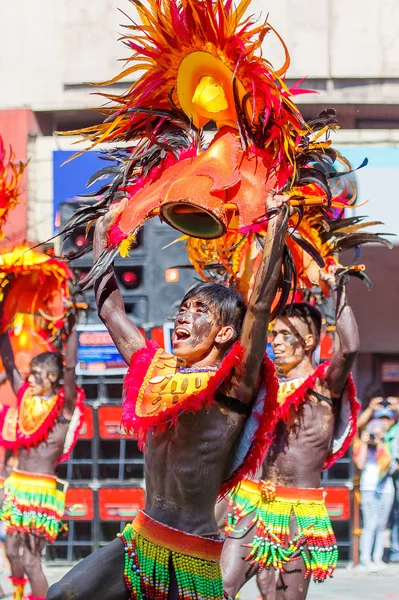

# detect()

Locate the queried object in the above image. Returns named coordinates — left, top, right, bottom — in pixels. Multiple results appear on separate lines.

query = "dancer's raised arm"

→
left=93, top=204, right=146, bottom=365
left=0, top=331, right=23, bottom=394
left=322, top=267, right=359, bottom=397
left=225, top=194, right=289, bottom=405
left=62, top=320, right=79, bottom=419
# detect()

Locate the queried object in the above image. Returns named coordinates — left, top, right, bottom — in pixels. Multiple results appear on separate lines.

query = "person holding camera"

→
left=354, top=418, right=394, bottom=570
left=357, top=391, right=397, bottom=431
left=384, top=401, right=399, bottom=563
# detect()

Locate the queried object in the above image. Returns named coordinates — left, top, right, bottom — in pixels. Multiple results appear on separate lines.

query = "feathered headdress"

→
left=59, top=0, right=362, bottom=292
left=0, top=245, right=86, bottom=348
left=0, top=135, right=25, bottom=240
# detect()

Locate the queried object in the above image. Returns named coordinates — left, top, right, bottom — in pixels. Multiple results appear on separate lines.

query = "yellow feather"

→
left=119, top=234, right=136, bottom=258
left=162, top=235, right=188, bottom=250
left=234, top=0, right=252, bottom=23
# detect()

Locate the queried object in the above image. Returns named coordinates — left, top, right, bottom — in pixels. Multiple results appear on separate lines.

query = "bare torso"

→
left=17, top=419, right=69, bottom=476
left=262, top=383, right=336, bottom=488
left=144, top=402, right=246, bottom=535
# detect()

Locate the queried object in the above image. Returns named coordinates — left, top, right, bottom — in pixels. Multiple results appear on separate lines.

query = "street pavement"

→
left=239, top=564, right=399, bottom=600
left=1, top=563, right=399, bottom=599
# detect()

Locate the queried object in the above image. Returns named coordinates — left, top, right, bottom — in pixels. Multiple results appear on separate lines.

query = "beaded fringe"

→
left=120, top=523, right=228, bottom=600
left=1, top=473, right=67, bottom=543
left=227, top=488, right=338, bottom=582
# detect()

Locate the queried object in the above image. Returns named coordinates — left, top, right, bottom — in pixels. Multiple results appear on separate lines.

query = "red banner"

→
left=78, top=406, right=94, bottom=439
left=64, top=487, right=94, bottom=520
left=325, top=486, right=351, bottom=520
left=98, top=405, right=130, bottom=439
left=99, top=487, right=145, bottom=520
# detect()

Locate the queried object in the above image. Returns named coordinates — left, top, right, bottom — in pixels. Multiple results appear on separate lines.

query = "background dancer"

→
left=0, top=446, right=16, bottom=600
left=221, top=267, right=359, bottom=600
left=0, top=320, right=84, bottom=600
left=47, top=192, right=287, bottom=600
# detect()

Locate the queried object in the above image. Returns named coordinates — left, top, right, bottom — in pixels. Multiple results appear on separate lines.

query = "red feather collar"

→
left=122, top=340, right=244, bottom=449
left=278, top=363, right=359, bottom=470
left=122, top=341, right=280, bottom=496
left=0, top=382, right=86, bottom=463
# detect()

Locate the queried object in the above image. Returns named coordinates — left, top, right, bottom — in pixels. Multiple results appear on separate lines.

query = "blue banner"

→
left=53, top=150, right=112, bottom=232
left=77, top=325, right=126, bottom=375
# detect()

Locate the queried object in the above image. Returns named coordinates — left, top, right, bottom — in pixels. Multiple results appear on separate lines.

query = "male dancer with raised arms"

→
left=221, top=267, right=359, bottom=600
left=48, top=193, right=289, bottom=600
left=0, top=321, right=82, bottom=600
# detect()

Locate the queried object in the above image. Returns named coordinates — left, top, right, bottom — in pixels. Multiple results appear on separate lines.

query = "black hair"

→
left=280, top=302, right=322, bottom=348
left=364, top=383, right=384, bottom=404
left=30, top=352, right=64, bottom=382
left=4, top=449, right=14, bottom=464
left=181, top=283, right=247, bottom=344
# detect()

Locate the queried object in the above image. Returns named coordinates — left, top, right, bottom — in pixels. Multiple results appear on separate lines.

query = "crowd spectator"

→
left=385, top=401, right=399, bottom=563
left=355, top=390, right=399, bottom=569
left=354, top=417, right=394, bottom=570
left=357, top=390, right=397, bottom=431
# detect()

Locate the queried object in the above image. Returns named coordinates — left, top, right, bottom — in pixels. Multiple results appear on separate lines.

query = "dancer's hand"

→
left=265, top=190, right=291, bottom=214
left=93, top=199, right=128, bottom=261
left=319, top=262, right=339, bottom=290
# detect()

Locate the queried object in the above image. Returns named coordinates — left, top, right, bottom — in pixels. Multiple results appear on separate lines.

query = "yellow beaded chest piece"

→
left=135, top=349, right=217, bottom=418
left=277, top=376, right=307, bottom=407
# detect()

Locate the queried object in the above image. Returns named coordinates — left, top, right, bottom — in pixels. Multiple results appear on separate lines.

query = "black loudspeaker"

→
left=59, top=201, right=196, bottom=327
left=146, top=221, right=195, bottom=325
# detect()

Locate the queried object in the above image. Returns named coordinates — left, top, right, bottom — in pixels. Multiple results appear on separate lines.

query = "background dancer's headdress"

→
left=184, top=151, right=392, bottom=303
left=0, top=245, right=86, bottom=376
left=0, top=135, right=25, bottom=240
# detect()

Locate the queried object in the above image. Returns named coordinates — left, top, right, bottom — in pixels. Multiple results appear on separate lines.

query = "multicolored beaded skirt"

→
left=119, top=510, right=230, bottom=599
left=226, top=479, right=338, bottom=583
left=0, top=468, right=68, bottom=543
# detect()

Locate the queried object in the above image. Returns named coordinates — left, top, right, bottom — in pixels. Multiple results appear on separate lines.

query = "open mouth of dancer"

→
left=172, top=326, right=192, bottom=346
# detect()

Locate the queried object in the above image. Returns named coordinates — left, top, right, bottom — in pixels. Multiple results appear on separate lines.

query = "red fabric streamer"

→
left=323, top=374, right=359, bottom=470
left=58, top=386, right=86, bottom=464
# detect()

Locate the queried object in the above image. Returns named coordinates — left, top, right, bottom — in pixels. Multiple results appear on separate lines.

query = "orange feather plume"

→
left=0, top=136, right=26, bottom=240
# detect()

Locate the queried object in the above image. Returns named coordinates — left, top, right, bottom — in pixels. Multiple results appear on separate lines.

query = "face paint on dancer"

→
left=172, top=296, right=228, bottom=365
left=27, top=366, right=55, bottom=397
left=271, top=315, right=316, bottom=374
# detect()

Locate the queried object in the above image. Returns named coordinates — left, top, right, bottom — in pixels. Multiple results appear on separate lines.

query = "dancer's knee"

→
left=221, top=537, right=254, bottom=597
left=47, top=582, right=72, bottom=600
left=257, top=568, right=275, bottom=600
left=5, top=535, right=21, bottom=563
left=223, top=572, right=239, bottom=598
left=223, top=564, right=247, bottom=599
left=6, top=545, right=19, bottom=563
